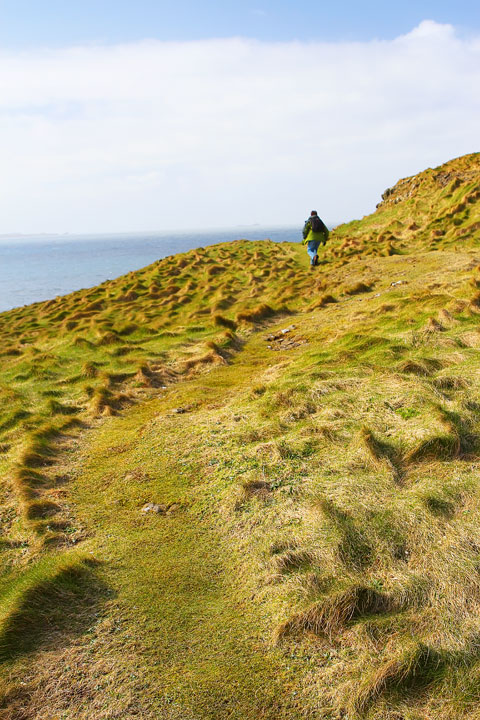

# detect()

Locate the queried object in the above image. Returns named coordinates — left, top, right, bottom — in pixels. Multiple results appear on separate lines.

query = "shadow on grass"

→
left=319, top=498, right=373, bottom=570
left=0, top=555, right=112, bottom=663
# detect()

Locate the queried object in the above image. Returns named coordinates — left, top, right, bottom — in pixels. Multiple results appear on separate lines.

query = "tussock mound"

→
left=0, top=152, right=480, bottom=719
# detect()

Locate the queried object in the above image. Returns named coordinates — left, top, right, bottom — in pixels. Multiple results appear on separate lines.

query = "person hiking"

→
left=302, top=211, right=329, bottom=266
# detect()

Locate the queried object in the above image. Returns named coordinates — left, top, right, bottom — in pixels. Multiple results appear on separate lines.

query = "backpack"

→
left=310, top=215, right=325, bottom=233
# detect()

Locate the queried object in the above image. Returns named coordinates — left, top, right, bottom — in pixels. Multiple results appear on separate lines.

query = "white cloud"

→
left=0, top=22, right=479, bottom=233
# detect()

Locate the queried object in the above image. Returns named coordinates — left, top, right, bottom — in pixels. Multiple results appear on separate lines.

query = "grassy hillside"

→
left=0, top=152, right=480, bottom=718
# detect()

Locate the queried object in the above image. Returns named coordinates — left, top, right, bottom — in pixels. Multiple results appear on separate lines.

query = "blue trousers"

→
left=307, top=240, right=320, bottom=264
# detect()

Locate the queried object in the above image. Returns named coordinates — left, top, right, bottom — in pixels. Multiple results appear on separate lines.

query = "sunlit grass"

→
left=0, top=152, right=479, bottom=718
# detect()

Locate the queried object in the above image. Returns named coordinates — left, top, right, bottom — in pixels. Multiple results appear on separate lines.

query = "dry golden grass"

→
left=236, top=303, right=276, bottom=323
left=0, top=153, right=479, bottom=719
left=274, top=585, right=393, bottom=641
left=353, top=642, right=443, bottom=714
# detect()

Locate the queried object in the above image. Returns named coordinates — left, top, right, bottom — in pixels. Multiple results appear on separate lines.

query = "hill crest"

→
left=0, top=151, right=480, bottom=719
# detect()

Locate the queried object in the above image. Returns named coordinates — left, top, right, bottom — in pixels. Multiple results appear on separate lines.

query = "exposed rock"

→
left=265, top=325, right=296, bottom=342
left=267, top=336, right=308, bottom=351
left=141, top=502, right=181, bottom=515
left=141, top=503, right=167, bottom=514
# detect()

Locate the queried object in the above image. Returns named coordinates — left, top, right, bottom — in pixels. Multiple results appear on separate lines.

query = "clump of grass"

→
left=18, top=442, right=55, bottom=469
left=96, top=331, right=121, bottom=346
left=470, top=291, right=480, bottom=309
left=0, top=409, right=30, bottom=433
left=81, top=361, right=99, bottom=378
left=425, top=317, right=444, bottom=332
left=0, top=347, right=22, bottom=357
left=433, top=376, right=468, bottom=391
left=182, top=346, right=226, bottom=372
left=398, top=359, right=432, bottom=376
left=274, top=585, right=391, bottom=642
left=110, top=344, right=137, bottom=356
left=11, top=467, right=46, bottom=502
left=309, top=294, right=337, bottom=310
left=213, top=314, right=237, bottom=331
left=135, top=364, right=157, bottom=387
left=377, top=303, right=396, bottom=314
left=344, top=281, right=372, bottom=295
left=353, top=642, right=444, bottom=713
left=46, top=399, right=79, bottom=416
left=437, top=310, right=456, bottom=328
left=273, top=549, right=316, bottom=574
left=359, top=426, right=401, bottom=481
left=317, top=497, right=376, bottom=569
left=385, top=242, right=400, bottom=255
left=239, top=479, right=271, bottom=501
left=403, top=431, right=460, bottom=464
left=423, top=493, right=455, bottom=518
left=89, top=386, right=130, bottom=416
left=250, top=384, right=267, bottom=398
left=24, top=500, right=61, bottom=520
left=313, top=423, right=338, bottom=441
left=117, top=290, right=138, bottom=302
left=0, top=554, right=99, bottom=662
left=116, top=323, right=138, bottom=336
left=236, top=303, right=275, bottom=324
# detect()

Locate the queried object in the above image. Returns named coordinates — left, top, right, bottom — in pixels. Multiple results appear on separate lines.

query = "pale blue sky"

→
left=0, top=4, right=479, bottom=234
left=0, top=0, right=479, bottom=47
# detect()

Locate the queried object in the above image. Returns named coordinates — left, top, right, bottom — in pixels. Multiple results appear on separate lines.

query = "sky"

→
left=0, top=1, right=479, bottom=234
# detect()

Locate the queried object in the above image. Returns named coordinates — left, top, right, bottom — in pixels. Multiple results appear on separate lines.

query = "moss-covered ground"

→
left=0, top=152, right=480, bottom=718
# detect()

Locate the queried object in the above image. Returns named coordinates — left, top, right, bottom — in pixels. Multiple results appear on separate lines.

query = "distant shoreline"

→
left=0, top=224, right=303, bottom=244
left=0, top=225, right=302, bottom=313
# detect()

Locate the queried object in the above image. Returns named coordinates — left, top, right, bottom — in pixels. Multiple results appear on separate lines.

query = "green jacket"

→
left=302, top=217, right=329, bottom=245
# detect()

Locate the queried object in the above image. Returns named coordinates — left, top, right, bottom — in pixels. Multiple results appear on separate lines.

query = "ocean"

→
left=0, top=226, right=299, bottom=313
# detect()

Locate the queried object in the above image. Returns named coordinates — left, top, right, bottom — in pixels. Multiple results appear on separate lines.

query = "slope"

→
left=0, top=152, right=480, bottom=719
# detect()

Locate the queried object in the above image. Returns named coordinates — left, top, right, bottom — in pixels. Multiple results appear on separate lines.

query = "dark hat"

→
left=310, top=210, right=318, bottom=216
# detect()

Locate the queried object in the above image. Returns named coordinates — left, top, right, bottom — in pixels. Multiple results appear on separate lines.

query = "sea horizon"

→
left=0, top=223, right=300, bottom=243
left=0, top=224, right=303, bottom=313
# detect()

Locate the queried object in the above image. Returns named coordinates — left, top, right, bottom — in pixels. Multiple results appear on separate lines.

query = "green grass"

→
left=0, top=152, right=479, bottom=718
left=0, top=553, right=102, bottom=662
left=67, top=393, right=309, bottom=719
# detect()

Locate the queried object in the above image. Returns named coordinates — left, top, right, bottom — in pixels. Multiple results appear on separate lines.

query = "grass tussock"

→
left=213, top=314, right=237, bottom=331
left=359, top=426, right=401, bottom=477
left=235, top=479, right=271, bottom=508
left=309, top=294, right=337, bottom=310
left=134, top=364, right=161, bottom=388
left=274, top=585, right=392, bottom=642
left=433, top=375, right=468, bottom=391
left=353, top=642, right=443, bottom=713
left=0, top=156, right=478, bottom=718
left=182, top=346, right=226, bottom=372
left=344, top=281, right=372, bottom=295
left=403, top=431, right=460, bottom=464
left=398, top=359, right=433, bottom=376
left=11, top=467, right=45, bottom=502
left=236, top=303, right=275, bottom=324
left=88, top=386, right=131, bottom=416
left=81, top=361, right=99, bottom=378
left=24, top=500, right=61, bottom=520
left=273, top=549, right=316, bottom=574
left=0, top=555, right=100, bottom=662
left=438, top=308, right=456, bottom=327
